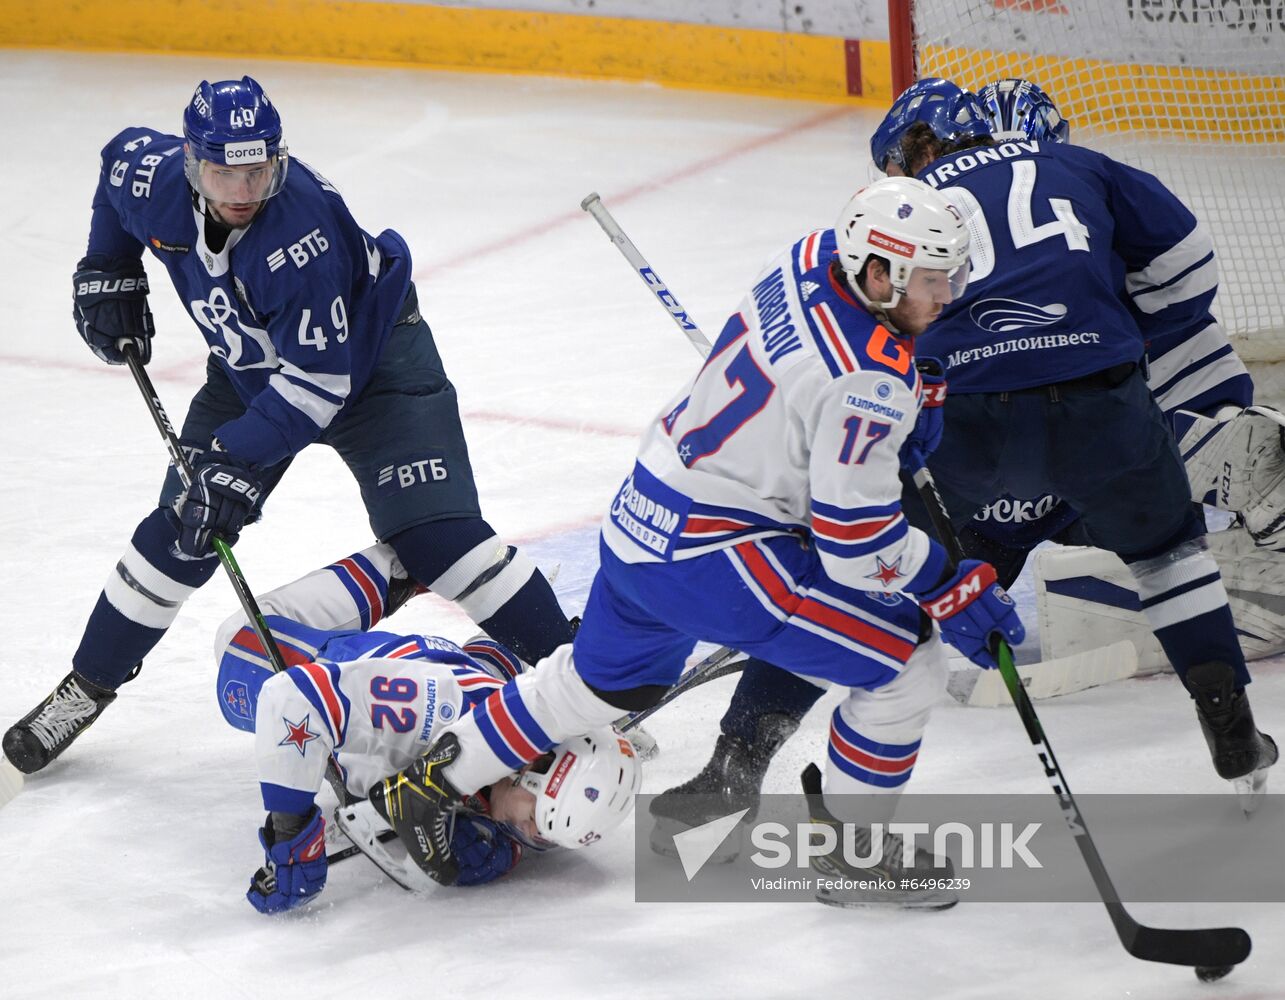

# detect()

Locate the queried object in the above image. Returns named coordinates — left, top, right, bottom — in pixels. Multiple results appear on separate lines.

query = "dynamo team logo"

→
left=969, top=298, right=1068, bottom=333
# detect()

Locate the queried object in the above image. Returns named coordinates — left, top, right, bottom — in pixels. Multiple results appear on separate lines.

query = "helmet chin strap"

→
left=842, top=266, right=907, bottom=334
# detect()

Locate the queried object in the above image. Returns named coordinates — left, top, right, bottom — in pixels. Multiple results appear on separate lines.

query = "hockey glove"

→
left=919, top=559, right=1024, bottom=670
left=247, top=807, right=328, bottom=914
left=72, top=256, right=155, bottom=365
left=901, top=357, right=947, bottom=473
left=174, top=451, right=265, bottom=558
left=452, top=813, right=523, bottom=887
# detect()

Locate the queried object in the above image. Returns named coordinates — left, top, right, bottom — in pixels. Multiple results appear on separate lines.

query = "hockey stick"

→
left=914, top=466, right=1251, bottom=970
left=582, top=192, right=712, bottom=361
left=121, top=345, right=355, bottom=807
left=947, top=640, right=1139, bottom=707
left=582, top=190, right=752, bottom=707
left=582, top=193, right=1251, bottom=969
left=619, top=646, right=746, bottom=733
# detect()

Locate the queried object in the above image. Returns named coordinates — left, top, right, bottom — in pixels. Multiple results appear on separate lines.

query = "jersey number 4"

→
left=946, top=161, right=1090, bottom=281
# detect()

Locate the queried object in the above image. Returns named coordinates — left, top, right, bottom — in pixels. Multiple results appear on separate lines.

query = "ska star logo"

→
left=866, top=556, right=904, bottom=589
left=279, top=714, right=320, bottom=757
left=678, top=443, right=693, bottom=463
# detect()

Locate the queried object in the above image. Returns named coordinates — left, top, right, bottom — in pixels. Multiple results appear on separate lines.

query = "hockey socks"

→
left=389, top=518, right=574, bottom=664
left=1126, top=540, right=1250, bottom=688
left=73, top=508, right=218, bottom=688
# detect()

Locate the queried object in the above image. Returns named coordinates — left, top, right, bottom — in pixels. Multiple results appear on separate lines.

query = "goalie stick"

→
left=122, top=345, right=355, bottom=808
left=947, top=640, right=1139, bottom=707
left=582, top=191, right=1251, bottom=971
left=914, top=466, right=1251, bottom=971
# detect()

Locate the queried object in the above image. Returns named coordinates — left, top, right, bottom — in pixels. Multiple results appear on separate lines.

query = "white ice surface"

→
left=1, top=50, right=1282, bottom=1000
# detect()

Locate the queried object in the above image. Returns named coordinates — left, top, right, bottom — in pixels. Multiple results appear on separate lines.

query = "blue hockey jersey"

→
left=915, top=140, right=1219, bottom=395
left=86, top=127, right=412, bottom=468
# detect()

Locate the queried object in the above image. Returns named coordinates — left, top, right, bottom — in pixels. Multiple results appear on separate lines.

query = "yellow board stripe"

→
left=0, top=0, right=896, bottom=106
left=920, top=45, right=1285, bottom=145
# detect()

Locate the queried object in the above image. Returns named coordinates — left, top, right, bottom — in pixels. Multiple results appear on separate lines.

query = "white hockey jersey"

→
left=213, top=544, right=523, bottom=815
left=601, top=229, right=942, bottom=596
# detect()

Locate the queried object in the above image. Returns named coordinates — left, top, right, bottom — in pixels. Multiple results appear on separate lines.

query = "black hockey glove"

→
left=72, top=256, right=155, bottom=365
left=174, top=450, right=265, bottom=558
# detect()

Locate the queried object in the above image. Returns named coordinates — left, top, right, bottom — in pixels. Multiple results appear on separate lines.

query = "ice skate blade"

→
left=333, top=801, right=437, bottom=893
left=1233, top=767, right=1271, bottom=816
left=815, top=886, right=958, bottom=911
left=626, top=724, right=660, bottom=762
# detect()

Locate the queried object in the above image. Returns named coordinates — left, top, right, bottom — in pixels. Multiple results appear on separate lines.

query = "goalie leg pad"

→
left=1036, top=524, right=1285, bottom=667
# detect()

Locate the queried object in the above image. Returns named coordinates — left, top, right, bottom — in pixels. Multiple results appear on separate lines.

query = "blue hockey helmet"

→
left=871, top=78, right=992, bottom=175
left=978, top=78, right=1070, bottom=144
left=183, top=76, right=289, bottom=207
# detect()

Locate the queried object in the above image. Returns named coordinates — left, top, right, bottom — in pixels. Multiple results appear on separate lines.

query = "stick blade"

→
left=1129, top=925, right=1251, bottom=968
left=948, top=641, right=1138, bottom=707
left=0, top=755, right=24, bottom=810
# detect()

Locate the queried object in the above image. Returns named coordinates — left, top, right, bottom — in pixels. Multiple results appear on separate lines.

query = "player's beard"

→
left=209, top=201, right=263, bottom=228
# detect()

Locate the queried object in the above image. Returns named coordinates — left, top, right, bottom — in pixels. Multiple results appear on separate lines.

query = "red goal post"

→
left=887, top=0, right=1285, bottom=397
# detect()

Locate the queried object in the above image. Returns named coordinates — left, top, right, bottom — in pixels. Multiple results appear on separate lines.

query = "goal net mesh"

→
left=905, top=0, right=1285, bottom=396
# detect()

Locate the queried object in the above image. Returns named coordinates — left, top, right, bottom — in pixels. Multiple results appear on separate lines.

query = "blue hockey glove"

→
left=901, top=357, right=947, bottom=472
left=72, top=256, right=155, bottom=365
left=452, top=813, right=522, bottom=887
left=247, top=807, right=328, bottom=914
left=175, top=450, right=264, bottom=558
left=919, top=559, right=1024, bottom=669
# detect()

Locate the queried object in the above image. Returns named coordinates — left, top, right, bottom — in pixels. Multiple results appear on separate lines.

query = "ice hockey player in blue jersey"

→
left=346, top=178, right=1023, bottom=910
left=901, top=106, right=1277, bottom=801
left=210, top=542, right=639, bottom=911
left=664, top=77, right=1279, bottom=826
left=3, top=77, right=576, bottom=776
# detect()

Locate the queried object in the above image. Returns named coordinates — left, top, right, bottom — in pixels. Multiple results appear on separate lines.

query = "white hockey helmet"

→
left=835, top=177, right=971, bottom=315
left=518, top=726, right=643, bottom=849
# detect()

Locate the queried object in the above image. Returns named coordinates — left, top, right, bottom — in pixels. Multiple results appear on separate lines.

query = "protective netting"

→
left=906, top=0, right=1285, bottom=393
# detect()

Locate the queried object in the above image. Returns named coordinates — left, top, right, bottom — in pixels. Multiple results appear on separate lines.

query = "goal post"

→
left=887, top=0, right=1285, bottom=396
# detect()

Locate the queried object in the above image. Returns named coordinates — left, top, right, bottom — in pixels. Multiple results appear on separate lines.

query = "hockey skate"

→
left=649, top=714, right=799, bottom=862
left=3, top=669, right=126, bottom=774
left=368, top=731, right=464, bottom=885
left=384, top=570, right=428, bottom=620
left=1187, top=661, right=1279, bottom=815
left=801, top=764, right=957, bottom=910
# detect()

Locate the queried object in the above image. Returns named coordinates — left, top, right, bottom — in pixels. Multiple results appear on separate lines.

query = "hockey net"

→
left=891, top=0, right=1285, bottom=399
